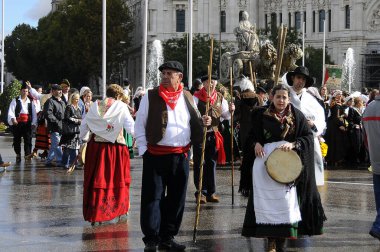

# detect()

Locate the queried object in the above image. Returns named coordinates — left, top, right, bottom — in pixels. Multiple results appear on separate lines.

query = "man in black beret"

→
left=135, top=60, right=203, bottom=251
left=192, top=74, right=235, bottom=204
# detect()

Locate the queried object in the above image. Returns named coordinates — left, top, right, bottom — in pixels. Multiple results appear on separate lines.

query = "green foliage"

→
left=5, top=0, right=133, bottom=90
left=0, top=80, right=22, bottom=124
left=163, top=34, right=232, bottom=84
left=302, top=46, right=335, bottom=87
left=4, top=24, right=39, bottom=83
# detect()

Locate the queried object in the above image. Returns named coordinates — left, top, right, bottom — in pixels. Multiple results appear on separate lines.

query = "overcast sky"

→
left=4, top=0, right=51, bottom=36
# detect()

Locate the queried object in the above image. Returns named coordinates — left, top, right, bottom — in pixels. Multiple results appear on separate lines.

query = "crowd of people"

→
left=3, top=60, right=380, bottom=251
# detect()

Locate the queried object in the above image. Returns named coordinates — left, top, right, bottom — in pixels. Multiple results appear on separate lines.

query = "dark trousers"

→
left=193, top=132, right=217, bottom=196
left=140, top=152, right=189, bottom=244
left=12, top=123, right=32, bottom=156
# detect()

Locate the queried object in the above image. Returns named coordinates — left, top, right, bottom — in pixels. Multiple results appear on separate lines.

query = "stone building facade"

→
left=52, top=0, right=380, bottom=89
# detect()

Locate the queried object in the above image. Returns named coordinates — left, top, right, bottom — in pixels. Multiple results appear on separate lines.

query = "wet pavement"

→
left=0, top=134, right=380, bottom=251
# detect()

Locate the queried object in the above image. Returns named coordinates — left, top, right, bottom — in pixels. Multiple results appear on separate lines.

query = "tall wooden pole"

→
left=229, top=67, right=234, bottom=205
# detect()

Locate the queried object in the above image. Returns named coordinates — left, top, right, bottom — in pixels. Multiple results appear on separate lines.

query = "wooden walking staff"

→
left=249, top=61, right=257, bottom=90
left=229, top=67, right=235, bottom=205
left=193, top=37, right=214, bottom=243
left=274, top=24, right=288, bottom=85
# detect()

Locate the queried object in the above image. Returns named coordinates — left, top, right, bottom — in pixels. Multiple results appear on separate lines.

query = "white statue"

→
left=233, top=11, right=259, bottom=52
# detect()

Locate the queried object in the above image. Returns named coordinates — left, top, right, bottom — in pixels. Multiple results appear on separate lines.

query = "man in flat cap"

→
left=44, top=84, right=66, bottom=167
left=192, top=74, right=235, bottom=204
left=135, top=61, right=204, bottom=251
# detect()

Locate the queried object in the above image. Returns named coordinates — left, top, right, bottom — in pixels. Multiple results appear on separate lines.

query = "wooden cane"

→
left=67, top=154, right=79, bottom=174
left=229, top=67, right=235, bottom=205
left=193, top=37, right=214, bottom=243
left=274, top=25, right=288, bottom=85
left=274, top=24, right=284, bottom=85
left=249, top=61, right=257, bottom=91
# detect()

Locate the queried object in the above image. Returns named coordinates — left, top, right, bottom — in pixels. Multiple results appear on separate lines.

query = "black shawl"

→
left=239, top=104, right=326, bottom=236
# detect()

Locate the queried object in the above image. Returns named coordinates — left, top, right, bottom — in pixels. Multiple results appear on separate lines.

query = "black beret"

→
left=21, top=83, right=28, bottom=90
left=200, top=75, right=218, bottom=82
left=158, top=61, right=184, bottom=73
left=51, top=84, right=62, bottom=90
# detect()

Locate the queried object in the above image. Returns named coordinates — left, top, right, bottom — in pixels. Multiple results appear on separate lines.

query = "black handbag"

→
left=62, top=121, right=79, bottom=135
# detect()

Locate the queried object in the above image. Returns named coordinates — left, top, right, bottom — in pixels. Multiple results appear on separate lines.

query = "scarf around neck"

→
left=194, top=87, right=217, bottom=105
left=158, top=84, right=183, bottom=110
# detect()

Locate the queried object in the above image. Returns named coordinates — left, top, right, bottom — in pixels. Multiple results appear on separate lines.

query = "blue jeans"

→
left=62, top=148, right=78, bottom=168
left=46, top=132, right=63, bottom=165
left=372, top=174, right=380, bottom=233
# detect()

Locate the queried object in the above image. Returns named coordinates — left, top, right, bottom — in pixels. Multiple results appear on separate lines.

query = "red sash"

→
left=147, top=143, right=190, bottom=157
left=214, top=131, right=226, bottom=165
left=17, top=113, right=30, bottom=123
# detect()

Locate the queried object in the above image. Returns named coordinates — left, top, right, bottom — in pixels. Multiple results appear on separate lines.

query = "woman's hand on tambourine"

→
left=254, top=143, right=265, bottom=158
left=202, top=115, right=212, bottom=126
left=277, top=142, right=295, bottom=151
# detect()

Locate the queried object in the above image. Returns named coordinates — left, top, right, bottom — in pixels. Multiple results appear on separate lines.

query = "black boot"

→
left=16, top=155, right=21, bottom=163
left=275, top=238, right=286, bottom=252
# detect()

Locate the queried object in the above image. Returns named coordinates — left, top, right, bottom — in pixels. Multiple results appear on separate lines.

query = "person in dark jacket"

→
left=44, top=84, right=66, bottom=167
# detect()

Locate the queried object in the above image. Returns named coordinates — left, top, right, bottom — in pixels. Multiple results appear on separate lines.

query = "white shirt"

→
left=134, top=91, right=192, bottom=156
left=7, top=96, right=37, bottom=126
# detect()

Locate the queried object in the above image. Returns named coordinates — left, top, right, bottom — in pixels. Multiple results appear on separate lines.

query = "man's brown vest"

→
left=146, top=88, right=203, bottom=145
left=196, top=92, right=224, bottom=132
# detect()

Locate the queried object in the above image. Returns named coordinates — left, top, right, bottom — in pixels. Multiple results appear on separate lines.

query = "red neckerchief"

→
left=194, top=87, right=217, bottom=105
left=158, top=84, right=183, bottom=110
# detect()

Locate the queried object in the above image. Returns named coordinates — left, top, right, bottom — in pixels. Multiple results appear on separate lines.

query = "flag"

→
left=324, top=67, right=329, bottom=85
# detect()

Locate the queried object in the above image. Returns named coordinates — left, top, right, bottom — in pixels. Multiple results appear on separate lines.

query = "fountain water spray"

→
left=147, top=40, right=164, bottom=89
left=342, top=48, right=356, bottom=93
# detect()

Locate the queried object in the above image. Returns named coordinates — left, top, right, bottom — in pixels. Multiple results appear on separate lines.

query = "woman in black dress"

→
left=239, top=84, right=326, bottom=252
left=325, top=90, right=348, bottom=166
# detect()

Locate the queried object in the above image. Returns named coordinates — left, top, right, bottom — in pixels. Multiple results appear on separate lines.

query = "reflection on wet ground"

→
left=0, top=134, right=379, bottom=251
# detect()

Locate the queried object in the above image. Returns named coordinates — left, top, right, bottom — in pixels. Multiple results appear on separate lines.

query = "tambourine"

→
left=265, top=149, right=303, bottom=184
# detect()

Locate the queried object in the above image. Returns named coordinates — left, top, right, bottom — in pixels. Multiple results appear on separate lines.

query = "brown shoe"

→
left=195, top=194, right=207, bottom=204
left=206, top=194, right=220, bottom=203
left=25, top=152, right=37, bottom=160
left=0, top=162, right=11, bottom=168
left=267, top=238, right=276, bottom=252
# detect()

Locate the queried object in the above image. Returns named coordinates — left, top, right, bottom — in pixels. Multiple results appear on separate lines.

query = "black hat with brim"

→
left=285, top=66, right=314, bottom=88
left=200, top=75, right=218, bottom=82
left=256, top=86, right=267, bottom=94
left=158, top=61, right=184, bottom=73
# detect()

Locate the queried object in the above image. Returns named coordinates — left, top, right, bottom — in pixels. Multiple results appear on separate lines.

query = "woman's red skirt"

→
left=83, top=139, right=131, bottom=222
left=35, top=125, right=50, bottom=150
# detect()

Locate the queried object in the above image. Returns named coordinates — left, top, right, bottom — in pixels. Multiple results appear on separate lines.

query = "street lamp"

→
left=1, top=0, right=4, bottom=94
